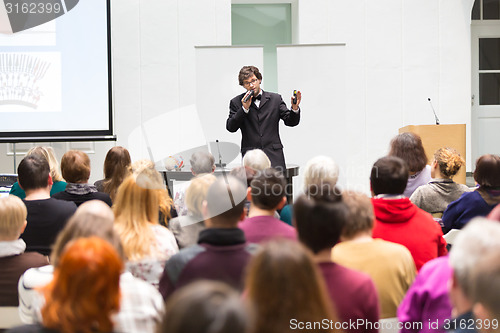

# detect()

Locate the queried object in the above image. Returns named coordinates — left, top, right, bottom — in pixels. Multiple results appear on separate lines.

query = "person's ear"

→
left=19, top=220, right=28, bottom=235
left=276, top=196, right=287, bottom=210
left=246, top=187, right=252, bottom=202
left=48, top=174, right=53, bottom=186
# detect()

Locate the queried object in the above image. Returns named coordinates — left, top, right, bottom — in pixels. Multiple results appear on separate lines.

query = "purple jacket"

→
left=239, top=215, right=297, bottom=244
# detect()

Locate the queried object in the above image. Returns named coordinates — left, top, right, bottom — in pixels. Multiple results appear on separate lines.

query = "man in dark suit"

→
left=226, top=66, right=301, bottom=172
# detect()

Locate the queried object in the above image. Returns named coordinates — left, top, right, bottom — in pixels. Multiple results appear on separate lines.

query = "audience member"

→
left=388, top=132, right=431, bottom=198
left=18, top=200, right=165, bottom=333
left=371, top=156, right=447, bottom=270
left=239, top=168, right=296, bottom=243
left=157, top=281, right=253, bottom=333
left=94, top=146, right=131, bottom=201
left=294, top=189, right=379, bottom=333
left=113, top=168, right=179, bottom=288
left=230, top=165, right=257, bottom=217
left=0, top=196, right=48, bottom=306
left=242, top=148, right=271, bottom=171
left=159, top=176, right=255, bottom=300
left=398, top=256, right=453, bottom=333
left=332, top=191, right=416, bottom=318
left=169, top=173, right=217, bottom=249
left=52, top=150, right=112, bottom=207
left=10, top=146, right=67, bottom=199
left=18, top=155, right=76, bottom=256
left=442, top=154, right=500, bottom=233
left=9, top=237, right=123, bottom=333
left=174, top=151, right=215, bottom=216
left=245, top=239, right=338, bottom=333
left=411, top=148, right=471, bottom=218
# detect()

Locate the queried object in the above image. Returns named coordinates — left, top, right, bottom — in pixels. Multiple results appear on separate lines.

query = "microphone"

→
left=428, top=98, right=440, bottom=125
left=215, top=139, right=226, bottom=168
left=243, top=89, right=254, bottom=103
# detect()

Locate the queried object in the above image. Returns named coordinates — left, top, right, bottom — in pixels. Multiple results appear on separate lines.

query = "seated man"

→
left=294, top=188, right=379, bottom=333
left=370, top=156, right=447, bottom=270
left=0, top=195, right=48, bottom=306
left=18, top=155, right=77, bottom=256
left=239, top=168, right=296, bottom=243
left=53, top=150, right=112, bottom=207
left=332, top=191, right=416, bottom=318
left=159, top=176, right=256, bottom=300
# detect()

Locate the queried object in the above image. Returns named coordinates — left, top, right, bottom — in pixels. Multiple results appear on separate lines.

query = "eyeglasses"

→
left=243, top=78, right=258, bottom=87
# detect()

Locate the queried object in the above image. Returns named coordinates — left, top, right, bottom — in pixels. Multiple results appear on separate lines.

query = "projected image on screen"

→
left=0, top=53, right=61, bottom=111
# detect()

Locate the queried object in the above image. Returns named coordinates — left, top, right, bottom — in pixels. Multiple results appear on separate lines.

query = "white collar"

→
left=0, top=239, right=27, bottom=257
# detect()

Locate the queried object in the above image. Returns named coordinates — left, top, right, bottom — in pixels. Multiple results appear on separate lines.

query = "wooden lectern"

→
left=399, top=124, right=466, bottom=184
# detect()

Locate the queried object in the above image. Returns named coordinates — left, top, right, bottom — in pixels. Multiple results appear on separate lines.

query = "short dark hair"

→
left=238, top=66, right=262, bottom=86
left=18, top=155, right=50, bottom=191
left=61, top=150, right=91, bottom=183
left=250, top=168, right=285, bottom=210
left=205, top=176, right=247, bottom=227
left=389, top=132, right=428, bottom=173
left=474, top=154, right=500, bottom=189
left=293, top=186, right=348, bottom=254
left=370, top=156, right=409, bottom=196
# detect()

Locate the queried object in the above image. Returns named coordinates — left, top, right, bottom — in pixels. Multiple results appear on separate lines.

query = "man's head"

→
left=0, top=195, right=27, bottom=241
left=293, top=186, right=349, bottom=254
left=242, top=149, right=271, bottom=172
left=203, top=176, right=247, bottom=228
left=249, top=168, right=287, bottom=211
left=370, top=156, right=409, bottom=196
left=341, top=191, right=375, bottom=240
left=473, top=154, right=500, bottom=189
left=449, top=218, right=500, bottom=314
left=303, top=156, right=339, bottom=195
left=190, top=151, right=215, bottom=175
left=238, top=66, right=262, bottom=94
left=61, top=150, right=91, bottom=184
left=18, top=155, right=51, bottom=191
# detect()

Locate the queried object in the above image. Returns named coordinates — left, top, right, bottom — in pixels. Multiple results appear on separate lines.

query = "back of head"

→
left=293, top=187, right=348, bottom=253
left=42, top=237, right=123, bottom=333
left=61, top=150, right=91, bottom=183
left=26, top=146, right=63, bottom=182
left=245, top=239, right=335, bottom=333
left=389, top=132, right=428, bottom=173
left=449, top=218, right=500, bottom=299
left=473, top=154, right=500, bottom=189
left=158, top=281, right=252, bottom=333
left=242, top=149, right=271, bottom=171
left=18, top=155, right=50, bottom=191
left=370, top=156, right=409, bottom=196
left=238, top=65, right=262, bottom=86
left=102, top=147, right=131, bottom=200
left=0, top=195, right=27, bottom=240
left=303, top=156, right=339, bottom=194
left=51, top=200, right=122, bottom=266
left=341, top=191, right=375, bottom=240
left=185, top=173, right=217, bottom=217
left=229, top=166, right=256, bottom=187
left=205, top=176, right=247, bottom=227
left=433, top=147, right=465, bottom=178
left=190, top=151, right=215, bottom=175
left=250, top=168, right=286, bottom=210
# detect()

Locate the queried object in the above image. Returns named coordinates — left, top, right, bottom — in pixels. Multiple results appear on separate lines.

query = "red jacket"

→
left=371, top=197, right=447, bottom=271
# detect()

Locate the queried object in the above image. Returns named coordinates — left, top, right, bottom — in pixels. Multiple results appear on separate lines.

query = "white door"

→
left=471, top=23, right=500, bottom=163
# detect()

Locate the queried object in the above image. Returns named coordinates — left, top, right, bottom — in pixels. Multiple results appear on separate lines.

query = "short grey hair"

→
left=242, top=149, right=271, bottom=171
left=449, top=217, right=500, bottom=298
left=190, top=151, right=215, bottom=175
left=303, top=156, right=339, bottom=192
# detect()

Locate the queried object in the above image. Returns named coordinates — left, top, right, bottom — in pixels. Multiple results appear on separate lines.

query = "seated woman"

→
left=169, top=173, right=216, bottom=249
left=113, top=167, right=179, bottom=288
left=94, top=146, right=131, bottom=202
left=52, top=150, right=112, bottom=207
left=388, top=132, right=431, bottom=198
left=442, top=154, right=500, bottom=233
left=10, top=146, right=67, bottom=199
left=9, top=237, right=123, bottom=333
left=410, top=147, right=471, bottom=218
left=245, top=239, right=338, bottom=333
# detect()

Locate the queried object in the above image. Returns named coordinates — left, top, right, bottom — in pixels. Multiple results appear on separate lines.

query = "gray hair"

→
left=303, top=156, right=339, bottom=192
left=449, top=217, right=500, bottom=298
left=242, top=149, right=271, bottom=171
left=190, top=151, right=215, bottom=175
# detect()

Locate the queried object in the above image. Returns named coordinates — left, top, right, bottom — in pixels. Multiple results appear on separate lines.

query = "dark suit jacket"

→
left=226, top=90, right=300, bottom=171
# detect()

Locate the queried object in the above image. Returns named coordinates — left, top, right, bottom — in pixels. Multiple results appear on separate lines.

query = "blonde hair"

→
left=185, top=174, right=217, bottom=217
left=303, top=156, right=339, bottom=193
left=243, top=149, right=271, bottom=171
left=434, top=147, right=465, bottom=178
left=113, top=168, right=168, bottom=260
left=26, top=146, right=63, bottom=182
left=0, top=195, right=27, bottom=239
left=341, top=191, right=374, bottom=239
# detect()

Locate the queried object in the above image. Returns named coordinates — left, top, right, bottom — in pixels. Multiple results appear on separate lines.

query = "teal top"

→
left=279, top=204, right=294, bottom=226
left=9, top=180, right=67, bottom=199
